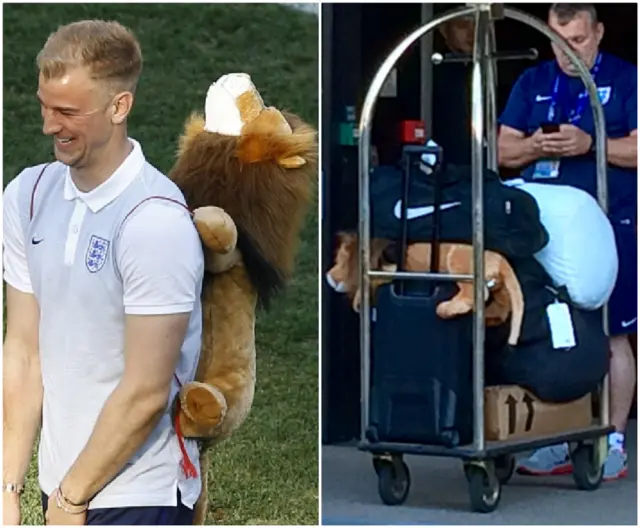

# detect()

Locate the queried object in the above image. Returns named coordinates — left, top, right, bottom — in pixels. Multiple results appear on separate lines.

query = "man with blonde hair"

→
left=3, top=19, right=204, bottom=525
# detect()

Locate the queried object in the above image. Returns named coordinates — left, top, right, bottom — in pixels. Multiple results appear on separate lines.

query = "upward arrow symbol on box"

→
left=505, top=394, right=517, bottom=435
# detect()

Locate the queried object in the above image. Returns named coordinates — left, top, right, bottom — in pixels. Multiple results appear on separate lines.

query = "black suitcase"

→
left=366, top=144, right=474, bottom=448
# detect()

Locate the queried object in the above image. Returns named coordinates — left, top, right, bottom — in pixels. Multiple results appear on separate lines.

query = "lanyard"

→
left=547, top=52, right=602, bottom=124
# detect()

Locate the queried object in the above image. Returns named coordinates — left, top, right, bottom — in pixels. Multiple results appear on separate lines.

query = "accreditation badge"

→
left=532, top=159, right=560, bottom=179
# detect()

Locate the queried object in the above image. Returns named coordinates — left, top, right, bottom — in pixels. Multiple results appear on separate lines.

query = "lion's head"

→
left=325, top=232, right=359, bottom=295
left=326, top=231, right=396, bottom=311
left=169, top=73, right=317, bottom=308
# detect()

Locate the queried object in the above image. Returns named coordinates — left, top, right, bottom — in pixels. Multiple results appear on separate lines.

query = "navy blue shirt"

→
left=499, top=51, right=637, bottom=221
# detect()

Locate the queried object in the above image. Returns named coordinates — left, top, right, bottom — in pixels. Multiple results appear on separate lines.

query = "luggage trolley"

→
left=357, top=3, right=613, bottom=513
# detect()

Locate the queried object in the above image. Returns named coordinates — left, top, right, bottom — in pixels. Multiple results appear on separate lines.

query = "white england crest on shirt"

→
left=577, top=86, right=612, bottom=105
left=86, top=235, right=110, bottom=273
left=597, top=86, right=611, bottom=105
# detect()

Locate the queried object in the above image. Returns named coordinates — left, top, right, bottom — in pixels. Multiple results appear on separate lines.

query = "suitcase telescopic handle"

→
left=430, top=163, right=442, bottom=275
left=398, top=145, right=443, bottom=296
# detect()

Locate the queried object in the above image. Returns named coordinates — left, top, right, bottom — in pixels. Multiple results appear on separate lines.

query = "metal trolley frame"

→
left=357, top=3, right=614, bottom=512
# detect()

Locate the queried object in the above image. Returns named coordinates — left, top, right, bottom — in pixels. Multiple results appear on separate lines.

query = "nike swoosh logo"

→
left=393, top=201, right=461, bottom=220
left=31, top=238, right=44, bottom=245
left=621, top=318, right=637, bottom=328
left=535, top=95, right=552, bottom=102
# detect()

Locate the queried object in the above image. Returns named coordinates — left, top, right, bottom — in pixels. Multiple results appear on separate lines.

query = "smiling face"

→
left=37, top=66, right=120, bottom=169
left=548, top=10, right=604, bottom=76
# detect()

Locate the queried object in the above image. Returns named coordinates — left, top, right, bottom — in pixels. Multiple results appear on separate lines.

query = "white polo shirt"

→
left=3, top=139, right=204, bottom=509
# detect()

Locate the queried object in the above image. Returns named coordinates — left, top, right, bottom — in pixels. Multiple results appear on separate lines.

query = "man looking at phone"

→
left=497, top=3, right=637, bottom=481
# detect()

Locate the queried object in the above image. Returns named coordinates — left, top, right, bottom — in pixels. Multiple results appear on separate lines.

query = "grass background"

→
left=3, top=3, right=319, bottom=525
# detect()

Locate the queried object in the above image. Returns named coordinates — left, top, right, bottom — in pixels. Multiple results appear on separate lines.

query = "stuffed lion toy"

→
left=166, top=73, right=316, bottom=524
left=326, top=231, right=524, bottom=346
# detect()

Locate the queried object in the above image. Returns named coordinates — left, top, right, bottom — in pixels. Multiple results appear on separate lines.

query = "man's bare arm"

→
left=57, top=312, right=190, bottom=504
left=497, top=125, right=544, bottom=169
left=606, top=130, right=637, bottom=169
left=3, top=285, right=43, bottom=485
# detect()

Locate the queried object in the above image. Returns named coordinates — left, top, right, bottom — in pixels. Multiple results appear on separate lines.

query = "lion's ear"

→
left=236, top=107, right=315, bottom=167
left=236, top=108, right=291, bottom=164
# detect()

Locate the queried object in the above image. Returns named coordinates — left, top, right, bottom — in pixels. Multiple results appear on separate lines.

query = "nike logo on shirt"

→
left=32, top=237, right=44, bottom=245
left=621, top=318, right=637, bottom=328
left=393, top=201, right=462, bottom=220
left=535, top=95, right=552, bottom=102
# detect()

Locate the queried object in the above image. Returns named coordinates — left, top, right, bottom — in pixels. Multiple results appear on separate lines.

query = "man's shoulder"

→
left=122, top=163, right=193, bottom=234
left=123, top=199, right=195, bottom=237
left=4, top=161, right=65, bottom=200
left=11, top=161, right=65, bottom=183
left=139, top=160, right=187, bottom=202
left=117, top=193, right=202, bottom=270
left=514, top=59, right=556, bottom=87
left=602, top=51, right=637, bottom=80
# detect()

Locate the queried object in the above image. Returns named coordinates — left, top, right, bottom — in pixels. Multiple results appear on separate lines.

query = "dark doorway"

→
left=322, top=3, right=638, bottom=444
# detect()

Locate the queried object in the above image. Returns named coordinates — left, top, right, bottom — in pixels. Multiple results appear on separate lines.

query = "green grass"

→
left=3, top=3, right=318, bottom=525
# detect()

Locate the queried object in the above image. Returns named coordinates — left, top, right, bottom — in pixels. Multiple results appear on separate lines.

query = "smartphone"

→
left=541, top=122, right=560, bottom=134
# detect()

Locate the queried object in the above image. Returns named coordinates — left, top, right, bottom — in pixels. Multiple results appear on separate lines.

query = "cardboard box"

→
left=484, top=385, right=593, bottom=442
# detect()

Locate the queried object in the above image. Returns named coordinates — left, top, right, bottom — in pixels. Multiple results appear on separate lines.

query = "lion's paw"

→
left=178, top=382, right=227, bottom=437
left=193, top=206, right=238, bottom=254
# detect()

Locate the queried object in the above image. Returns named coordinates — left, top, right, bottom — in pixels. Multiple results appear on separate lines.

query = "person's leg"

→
left=602, top=334, right=634, bottom=480
left=609, top=335, right=635, bottom=434
left=601, top=220, right=637, bottom=480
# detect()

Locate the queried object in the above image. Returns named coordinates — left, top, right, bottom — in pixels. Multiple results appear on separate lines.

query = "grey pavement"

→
left=322, top=421, right=637, bottom=525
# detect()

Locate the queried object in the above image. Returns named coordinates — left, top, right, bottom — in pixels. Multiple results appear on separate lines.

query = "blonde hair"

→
left=37, top=20, right=143, bottom=94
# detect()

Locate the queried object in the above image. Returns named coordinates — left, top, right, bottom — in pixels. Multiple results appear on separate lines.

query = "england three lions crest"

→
left=86, top=235, right=110, bottom=273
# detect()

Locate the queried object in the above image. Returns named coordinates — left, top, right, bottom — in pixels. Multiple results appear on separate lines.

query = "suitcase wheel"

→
left=375, top=456, right=411, bottom=506
left=464, top=461, right=502, bottom=513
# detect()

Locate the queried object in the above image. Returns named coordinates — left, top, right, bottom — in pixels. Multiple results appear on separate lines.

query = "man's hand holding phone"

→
left=538, top=123, right=593, bottom=157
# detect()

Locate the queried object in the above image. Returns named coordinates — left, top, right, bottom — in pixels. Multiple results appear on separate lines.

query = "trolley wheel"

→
left=465, top=464, right=502, bottom=513
left=377, top=458, right=411, bottom=506
left=494, top=454, right=516, bottom=485
left=571, top=442, right=604, bottom=491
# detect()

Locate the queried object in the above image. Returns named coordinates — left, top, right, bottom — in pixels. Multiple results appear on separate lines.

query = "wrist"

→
left=58, top=476, right=90, bottom=506
left=3, top=489, right=21, bottom=501
left=585, top=133, right=595, bottom=155
left=2, top=482, right=24, bottom=495
left=54, top=488, right=89, bottom=515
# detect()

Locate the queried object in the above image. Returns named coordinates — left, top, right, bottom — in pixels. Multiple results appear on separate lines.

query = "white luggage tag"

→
left=546, top=298, right=576, bottom=350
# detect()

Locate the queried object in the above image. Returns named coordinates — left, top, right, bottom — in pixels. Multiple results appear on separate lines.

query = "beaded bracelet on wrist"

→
left=2, top=483, right=24, bottom=495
